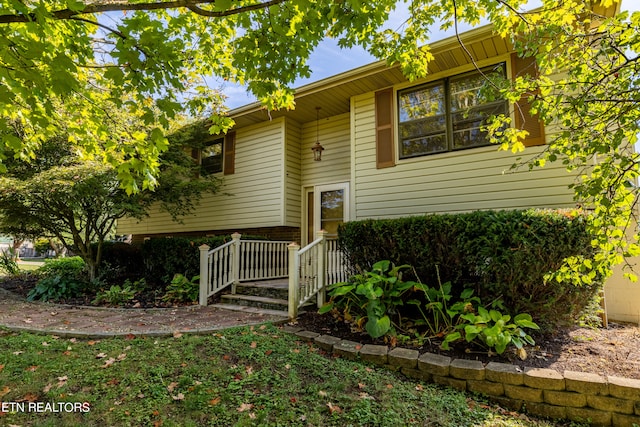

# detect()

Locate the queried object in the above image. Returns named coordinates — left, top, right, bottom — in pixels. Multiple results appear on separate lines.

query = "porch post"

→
left=288, top=242, right=300, bottom=319
left=198, top=244, right=210, bottom=306
left=231, top=233, right=241, bottom=294
left=316, top=230, right=328, bottom=308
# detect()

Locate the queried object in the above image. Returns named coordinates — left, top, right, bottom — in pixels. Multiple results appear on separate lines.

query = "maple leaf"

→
left=237, top=403, right=254, bottom=412
left=358, top=383, right=366, bottom=389
left=209, top=397, right=221, bottom=406
left=87, top=340, right=98, bottom=346
left=173, top=331, right=183, bottom=339
left=264, top=349, right=273, bottom=356
left=171, top=393, right=185, bottom=401
left=250, top=341, right=257, bottom=349
left=167, top=382, right=178, bottom=392
left=326, top=402, right=342, bottom=414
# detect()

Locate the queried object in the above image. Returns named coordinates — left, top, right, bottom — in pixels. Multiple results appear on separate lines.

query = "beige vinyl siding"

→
left=284, top=118, right=302, bottom=227
left=351, top=92, right=576, bottom=220
left=117, top=119, right=286, bottom=235
left=301, top=112, right=351, bottom=186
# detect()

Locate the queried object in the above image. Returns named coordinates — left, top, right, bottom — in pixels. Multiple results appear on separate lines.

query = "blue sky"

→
left=222, top=0, right=640, bottom=109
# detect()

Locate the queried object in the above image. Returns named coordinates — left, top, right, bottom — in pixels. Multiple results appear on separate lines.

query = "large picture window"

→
left=398, top=64, right=507, bottom=159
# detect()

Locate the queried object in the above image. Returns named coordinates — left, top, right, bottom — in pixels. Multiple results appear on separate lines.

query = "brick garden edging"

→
left=284, top=326, right=640, bottom=427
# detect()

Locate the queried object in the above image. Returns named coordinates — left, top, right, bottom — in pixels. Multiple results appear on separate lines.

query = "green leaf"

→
left=365, top=315, right=391, bottom=339
left=318, top=302, right=334, bottom=314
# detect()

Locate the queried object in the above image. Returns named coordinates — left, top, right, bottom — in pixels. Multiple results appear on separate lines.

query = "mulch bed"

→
left=294, top=310, right=640, bottom=380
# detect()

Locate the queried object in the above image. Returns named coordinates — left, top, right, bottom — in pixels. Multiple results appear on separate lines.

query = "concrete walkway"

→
left=0, top=288, right=288, bottom=338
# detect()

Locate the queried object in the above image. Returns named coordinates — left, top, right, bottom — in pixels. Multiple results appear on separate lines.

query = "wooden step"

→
left=210, top=303, right=288, bottom=318
left=220, top=294, right=288, bottom=307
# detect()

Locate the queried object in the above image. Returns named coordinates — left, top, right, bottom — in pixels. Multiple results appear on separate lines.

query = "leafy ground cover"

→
left=0, top=324, right=585, bottom=427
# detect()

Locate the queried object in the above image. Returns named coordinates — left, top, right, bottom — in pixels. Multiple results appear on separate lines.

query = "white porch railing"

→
left=199, top=233, right=290, bottom=305
left=198, top=231, right=350, bottom=315
left=287, top=231, right=350, bottom=318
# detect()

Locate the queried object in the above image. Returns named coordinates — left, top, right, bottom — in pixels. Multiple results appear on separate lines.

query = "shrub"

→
left=0, top=247, right=20, bottom=276
left=27, top=256, right=89, bottom=301
left=92, top=284, right=136, bottom=306
left=338, top=210, right=602, bottom=331
left=141, top=235, right=268, bottom=288
left=96, top=242, right=145, bottom=283
left=162, top=273, right=199, bottom=303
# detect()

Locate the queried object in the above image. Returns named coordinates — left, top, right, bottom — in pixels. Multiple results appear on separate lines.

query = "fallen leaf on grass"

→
left=209, top=397, right=221, bottom=406
left=102, top=358, right=116, bottom=368
left=57, top=376, right=68, bottom=388
left=0, top=386, right=10, bottom=398
left=237, top=403, right=254, bottom=412
left=326, top=402, right=342, bottom=414
left=173, top=331, right=183, bottom=339
left=87, top=340, right=99, bottom=346
left=41, top=342, right=49, bottom=347
left=264, top=349, right=273, bottom=356
left=124, top=334, right=135, bottom=340
left=23, top=318, right=32, bottom=324
left=117, top=353, right=126, bottom=361
left=25, top=365, right=39, bottom=372
left=12, top=351, right=22, bottom=355
left=17, top=393, right=38, bottom=402
left=245, top=366, right=253, bottom=375
left=250, top=341, right=257, bottom=349
left=43, top=384, right=53, bottom=393
left=358, top=383, right=366, bottom=389
left=95, top=353, right=107, bottom=359
left=167, top=382, right=178, bottom=392
left=0, top=364, right=3, bottom=373
left=318, top=390, right=327, bottom=397
left=386, top=384, right=393, bottom=389
left=171, top=393, right=185, bottom=401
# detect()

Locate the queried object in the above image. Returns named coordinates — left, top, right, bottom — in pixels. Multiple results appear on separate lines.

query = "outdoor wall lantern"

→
left=312, top=107, right=324, bottom=161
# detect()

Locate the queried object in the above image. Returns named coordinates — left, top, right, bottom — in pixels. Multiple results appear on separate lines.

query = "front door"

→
left=305, top=183, right=349, bottom=243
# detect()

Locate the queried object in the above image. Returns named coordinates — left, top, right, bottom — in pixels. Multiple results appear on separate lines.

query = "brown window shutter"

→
left=223, top=131, right=236, bottom=175
left=375, top=88, right=395, bottom=168
left=511, top=53, right=545, bottom=147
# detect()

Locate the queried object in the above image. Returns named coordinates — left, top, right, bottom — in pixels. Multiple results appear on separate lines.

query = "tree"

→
left=1, top=1, right=638, bottom=279
left=0, top=127, right=221, bottom=281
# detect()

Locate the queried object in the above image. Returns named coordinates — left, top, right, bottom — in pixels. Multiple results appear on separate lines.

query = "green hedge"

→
left=337, top=210, right=602, bottom=330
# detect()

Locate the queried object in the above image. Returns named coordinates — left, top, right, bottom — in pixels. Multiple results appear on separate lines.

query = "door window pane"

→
left=320, top=189, right=344, bottom=238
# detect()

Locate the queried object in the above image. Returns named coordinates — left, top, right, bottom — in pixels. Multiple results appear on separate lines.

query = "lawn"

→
left=0, top=324, right=584, bottom=427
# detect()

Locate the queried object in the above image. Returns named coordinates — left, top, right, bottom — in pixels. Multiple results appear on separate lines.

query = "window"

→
left=201, top=137, right=224, bottom=174
left=398, top=63, right=507, bottom=159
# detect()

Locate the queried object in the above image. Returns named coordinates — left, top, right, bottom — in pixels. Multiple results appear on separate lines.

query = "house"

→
left=117, top=5, right=640, bottom=323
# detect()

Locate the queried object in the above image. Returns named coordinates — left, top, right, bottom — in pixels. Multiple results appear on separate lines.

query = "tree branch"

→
left=0, top=0, right=289, bottom=24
